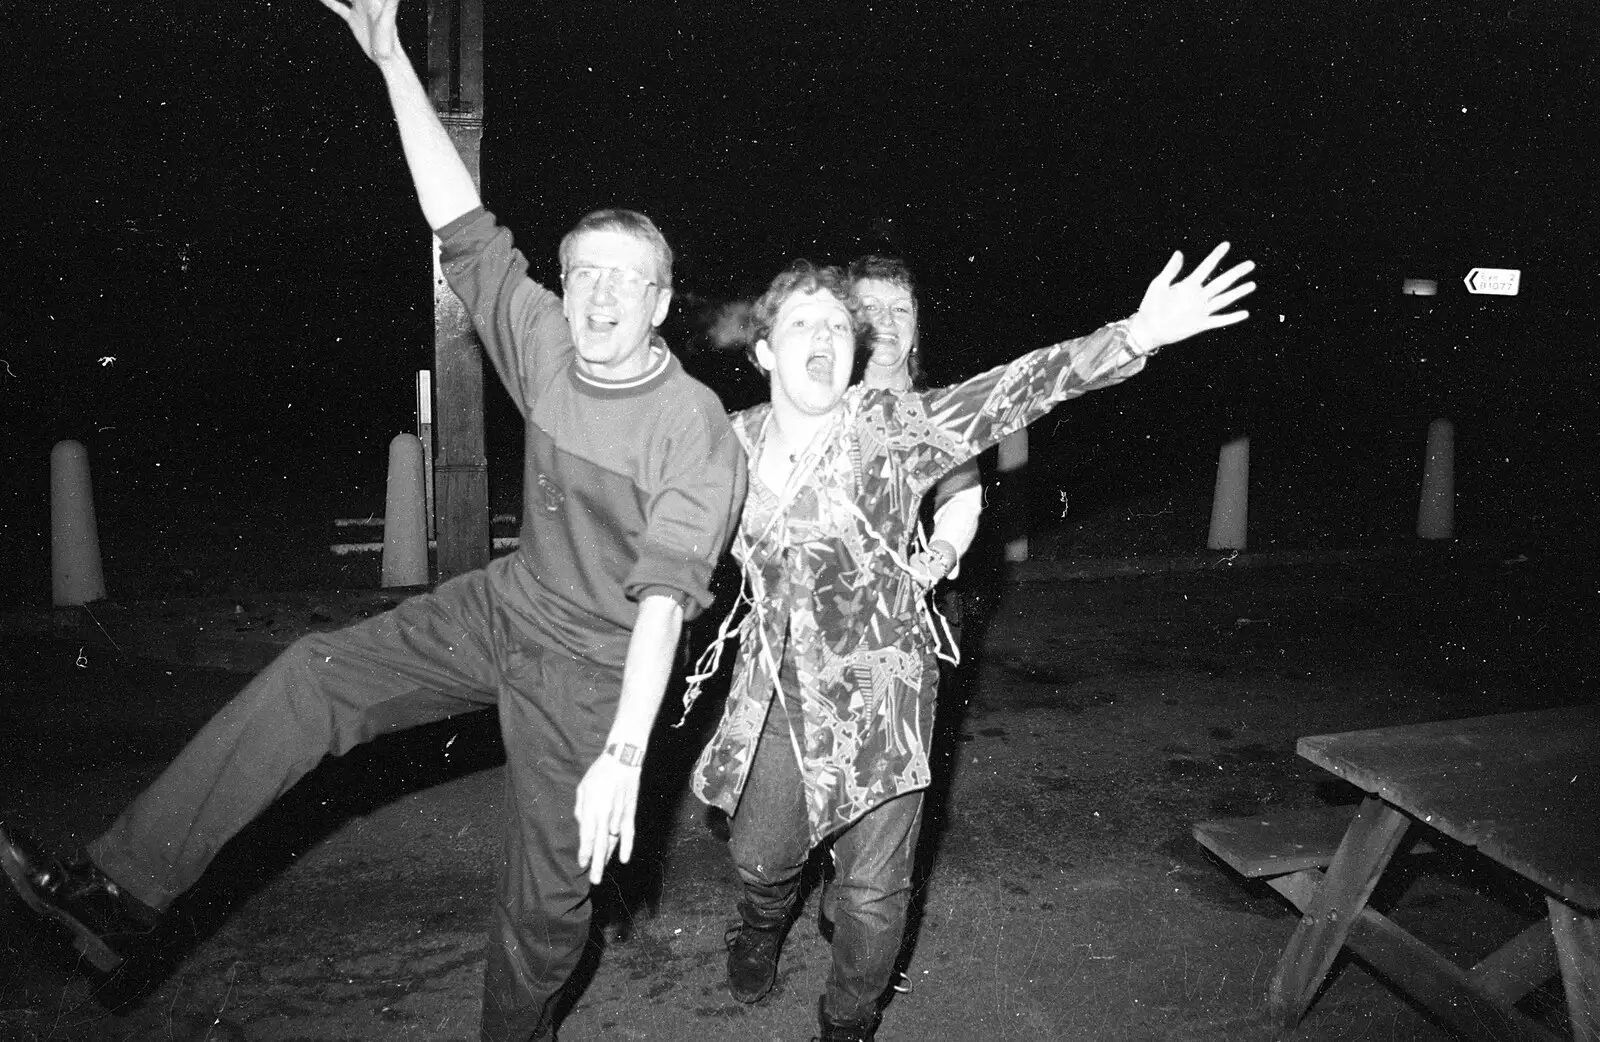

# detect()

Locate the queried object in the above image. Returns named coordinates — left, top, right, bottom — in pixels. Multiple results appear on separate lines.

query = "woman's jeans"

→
left=728, top=689, right=923, bottom=1026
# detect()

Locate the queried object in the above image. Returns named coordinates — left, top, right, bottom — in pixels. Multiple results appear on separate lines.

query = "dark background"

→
left=5, top=0, right=1597, bottom=600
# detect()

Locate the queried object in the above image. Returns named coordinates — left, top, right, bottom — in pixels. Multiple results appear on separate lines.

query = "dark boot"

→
left=0, top=822, right=160, bottom=972
left=724, top=916, right=789, bottom=1003
left=811, top=996, right=878, bottom=1042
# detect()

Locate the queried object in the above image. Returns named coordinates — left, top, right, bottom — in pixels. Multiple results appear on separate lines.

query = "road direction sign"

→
left=1464, top=267, right=1521, bottom=296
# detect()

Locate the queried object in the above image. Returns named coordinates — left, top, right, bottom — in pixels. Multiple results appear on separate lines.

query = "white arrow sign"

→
left=1464, top=267, right=1521, bottom=296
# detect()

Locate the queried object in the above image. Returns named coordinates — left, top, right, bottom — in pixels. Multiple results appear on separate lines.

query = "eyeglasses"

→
left=562, top=265, right=661, bottom=301
left=860, top=297, right=914, bottom=323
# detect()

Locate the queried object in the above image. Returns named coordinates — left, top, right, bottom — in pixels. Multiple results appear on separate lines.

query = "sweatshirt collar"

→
left=570, top=334, right=675, bottom=398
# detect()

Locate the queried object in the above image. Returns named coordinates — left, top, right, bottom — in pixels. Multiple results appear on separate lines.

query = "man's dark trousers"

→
left=87, top=553, right=620, bottom=1042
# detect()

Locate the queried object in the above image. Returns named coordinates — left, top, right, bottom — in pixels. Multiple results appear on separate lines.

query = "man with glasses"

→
left=0, top=2, right=743, bottom=1040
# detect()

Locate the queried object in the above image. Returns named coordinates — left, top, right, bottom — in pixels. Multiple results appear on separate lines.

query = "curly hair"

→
left=745, top=260, right=872, bottom=381
left=558, top=208, right=674, bottom=288
left=847, top=254, right=923, bottom=388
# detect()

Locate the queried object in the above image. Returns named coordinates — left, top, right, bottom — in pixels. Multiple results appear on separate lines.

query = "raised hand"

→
left=1130, top=243, right=1256, bottom=351
left=315, top=0, right=403, bottom=65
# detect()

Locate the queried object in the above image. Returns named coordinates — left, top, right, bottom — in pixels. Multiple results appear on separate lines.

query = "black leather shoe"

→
left=724, top=918, right=789, bottom=1003
left=0, top=822, right=160, bottom=972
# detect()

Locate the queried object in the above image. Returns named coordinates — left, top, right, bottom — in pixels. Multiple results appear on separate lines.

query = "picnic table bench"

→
left=1194, top=705, right=1600, bottom=1042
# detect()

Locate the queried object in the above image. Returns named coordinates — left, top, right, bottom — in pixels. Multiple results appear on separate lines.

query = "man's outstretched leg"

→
left=2, top=570, right=505, bottom=971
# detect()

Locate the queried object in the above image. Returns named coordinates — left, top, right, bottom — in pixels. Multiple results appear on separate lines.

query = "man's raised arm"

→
left=318, top=0, right=481, bottom=230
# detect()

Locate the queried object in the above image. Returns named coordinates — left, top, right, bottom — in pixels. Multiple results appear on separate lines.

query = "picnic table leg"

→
left=1470, top=917, right=1560, bottom=1004
left=1266, top=796, right=1410, bottom=1027
left=1548, top=897, right=1599, bottom=1042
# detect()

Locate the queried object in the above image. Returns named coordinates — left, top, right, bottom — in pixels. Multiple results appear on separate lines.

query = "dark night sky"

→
left=5, top=0, right=1597, bottom=541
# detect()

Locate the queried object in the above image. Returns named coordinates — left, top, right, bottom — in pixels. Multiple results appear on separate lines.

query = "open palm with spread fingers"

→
left=1130, top=243, right=1256, bottom=351
left=316, top=0, right=402, bottom=64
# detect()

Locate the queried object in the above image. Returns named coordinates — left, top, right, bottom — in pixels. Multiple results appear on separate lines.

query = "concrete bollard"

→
left=51, top=439, right=107, bottom=606
left=382, top=433, right=429, bottom=587
left=997, top=428, right=1028, bottom=562
left=1207, top=436, right=1250, bottom=551
left=1417, top=418, right=1455, bottom=540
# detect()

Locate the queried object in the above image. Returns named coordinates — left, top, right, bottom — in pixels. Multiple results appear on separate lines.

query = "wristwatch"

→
left=605, top=742, right=645, bottom=768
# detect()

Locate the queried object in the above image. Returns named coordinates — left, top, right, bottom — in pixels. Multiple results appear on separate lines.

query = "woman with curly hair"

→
left=688, top=245, right=1254, bottom=1041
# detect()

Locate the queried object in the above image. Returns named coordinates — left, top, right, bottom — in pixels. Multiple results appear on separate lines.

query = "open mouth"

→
left=804, top=350, right=833, bottom=382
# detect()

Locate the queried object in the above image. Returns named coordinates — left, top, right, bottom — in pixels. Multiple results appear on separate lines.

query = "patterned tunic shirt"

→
left=690, top=321, right=1152, bottom=843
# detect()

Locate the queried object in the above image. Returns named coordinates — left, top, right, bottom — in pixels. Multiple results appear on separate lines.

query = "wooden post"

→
left=1207, top=435, right=1249, bottom=550
left=427, top=0, right=489, bottom=579
left=50, top=440, right=107, bottom=606
left=997, top=429, right=1028, bottom=562
left=1417, top=418, right=1455, bottom=540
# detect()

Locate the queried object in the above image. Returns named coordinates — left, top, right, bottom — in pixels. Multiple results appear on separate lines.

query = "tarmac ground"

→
left=1, top=548, right=1595, bottom=1042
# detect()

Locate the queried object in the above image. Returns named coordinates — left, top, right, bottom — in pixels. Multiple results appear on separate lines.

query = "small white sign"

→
left=416, top=369, right=433, bottom=425
left=1464, top=267, right=1521, bottom=296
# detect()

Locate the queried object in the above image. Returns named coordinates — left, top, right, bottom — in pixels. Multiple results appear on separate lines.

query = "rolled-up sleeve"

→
left=625, top=405, right=748, bottom=620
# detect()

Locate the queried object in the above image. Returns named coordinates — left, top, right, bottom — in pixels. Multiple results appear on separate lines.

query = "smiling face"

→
left=855, top=276, right=918, bottom=389
left=754, top=287, right=857, bottom=418
left=560, top=229, right=673, bottom=380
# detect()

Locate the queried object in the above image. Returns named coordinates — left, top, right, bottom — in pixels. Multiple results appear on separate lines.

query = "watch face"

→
left=609, top=742, right=645, bottom=767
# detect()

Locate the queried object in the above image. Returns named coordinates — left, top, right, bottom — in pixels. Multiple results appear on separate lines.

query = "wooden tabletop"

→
left=1299, top=703, right=1600, bottom=913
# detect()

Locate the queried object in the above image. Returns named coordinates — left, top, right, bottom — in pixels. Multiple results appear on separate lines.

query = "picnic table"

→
left=1263, top=705, right=1600, bottom=1041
